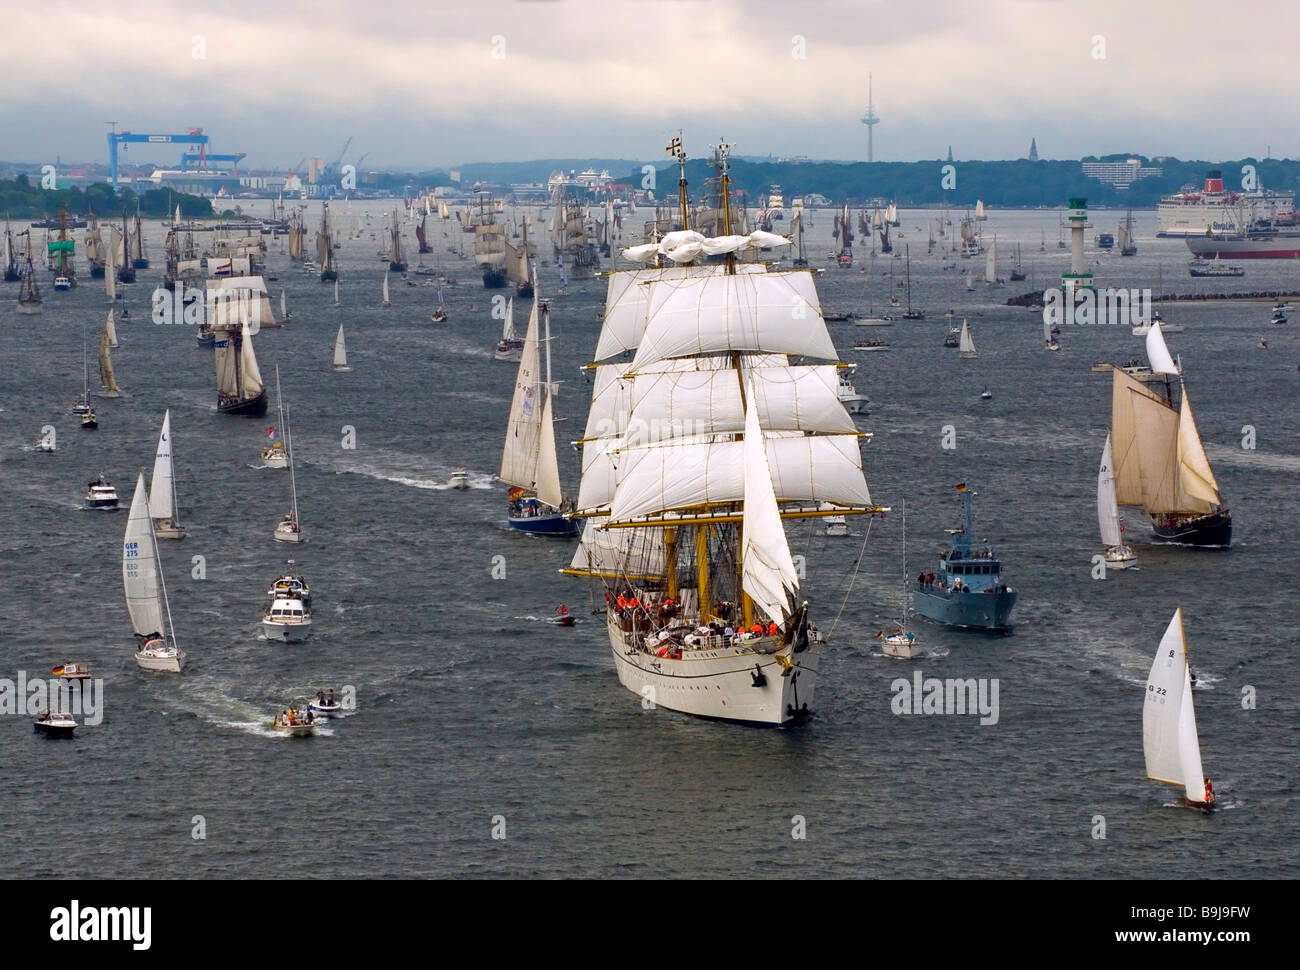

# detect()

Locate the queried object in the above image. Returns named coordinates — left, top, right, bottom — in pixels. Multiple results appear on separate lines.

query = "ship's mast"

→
left=668, top=134, right=689, bottom=232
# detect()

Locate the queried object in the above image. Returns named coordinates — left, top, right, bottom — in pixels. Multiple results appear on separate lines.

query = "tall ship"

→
left=1158, top=169, right=1294, bottom=237
left=833, top=202, right=853, bottom=266
left=51, top=205, right=76, bottom=288
left=130, top=213, right=149, bottom=269
left=3, top=218, right=20, bottom=282
left=287, top=210, right=306, bottom=262
left=766, top=184, right=784, bottom=220
left=503, top=216, right=535, bottom=298
left=210, top=287, right=269, bottom=416
left=912, top=486, right=1015, bottom=630
left=387, top=210, right=407, bottom=272
left=1109, top=324, right=1230, bottom=546
left=565, top=140, right=882, bottom=725
left=415, top=211, right=432, bottom=254
left=473, top=193, right=509, bottom=287
left=84, top=214, right=106, bottom=278
left=115, top=211, right=136, bottom=283
left=317, top=203, right=338, bottom=282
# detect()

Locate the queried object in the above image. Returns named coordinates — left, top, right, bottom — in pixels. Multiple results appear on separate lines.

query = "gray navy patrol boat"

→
left=912, top=486, right=1016, bottom=630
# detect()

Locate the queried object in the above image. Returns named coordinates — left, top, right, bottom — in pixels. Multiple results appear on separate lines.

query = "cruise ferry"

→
left=1157, top=170, right=1294, bottom=237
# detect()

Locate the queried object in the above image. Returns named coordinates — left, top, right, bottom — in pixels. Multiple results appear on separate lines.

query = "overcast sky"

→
left=6, top=0, right=1296, bottom=171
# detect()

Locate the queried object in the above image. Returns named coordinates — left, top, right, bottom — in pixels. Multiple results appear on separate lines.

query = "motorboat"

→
left=263, top=595, right=311, bottom=642
left=84, top=475, right=119, bottom=510
left=33, top=710, right=77, bottom=737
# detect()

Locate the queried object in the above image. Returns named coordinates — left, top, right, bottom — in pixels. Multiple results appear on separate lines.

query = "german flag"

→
left=955, top=483, right=967, bottom=492
left=51, top=665, right=65, bottom=676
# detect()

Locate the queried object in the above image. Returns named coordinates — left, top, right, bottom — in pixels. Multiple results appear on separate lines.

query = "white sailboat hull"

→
left=153, top=519, right=186, bottom=540
left=273, top=524, right=303, bottom=543
left=882, top=634, right=920, bottom=658
left=262, top=452, right=288, bottom=469
left=606, top=614, right=817, bottom=725
left=135, top=647, right=184, bottom=673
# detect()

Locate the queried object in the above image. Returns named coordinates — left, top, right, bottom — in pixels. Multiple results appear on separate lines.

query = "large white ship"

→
left=564, top=141, right=883, bottom=726
left=1157, top=170, right=1294, bottom=237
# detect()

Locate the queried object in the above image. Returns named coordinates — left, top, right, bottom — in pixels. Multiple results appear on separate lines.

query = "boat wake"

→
left=328, top=452, right=496, bottom=490
left=1206, top=444, right=1300, bottom=473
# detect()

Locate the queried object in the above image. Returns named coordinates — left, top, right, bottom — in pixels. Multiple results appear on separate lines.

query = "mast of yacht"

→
left=286, top=402, right=300, bottom=529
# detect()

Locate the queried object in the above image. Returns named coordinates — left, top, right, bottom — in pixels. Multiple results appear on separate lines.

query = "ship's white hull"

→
left=262, top=454, right=288, bottom=469
left=273, top=523, right=302, bottom=543
left=263, top=619, right=311, bottom=642
left=606, top=615, right=817, bottom=725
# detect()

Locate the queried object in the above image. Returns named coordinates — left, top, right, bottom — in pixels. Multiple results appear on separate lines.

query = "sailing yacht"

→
left=1144, top=608, right=1213, bottom=811
left=984, top=237, right=1000, bottom=284
left=564, top=140, right=883, bottom=725
left=98, top=325, right=122, bottom=397
left=500, top=285, right=578, bottom=536
left=1097, top=434, right=1135, bottom=568
left=495, top=295, right=524, bottom=361
left=280, top=290, right=291, bottom=325
left=381, top=271, right=391, bottom=308
left=1109, top=323, right=1231, bottom=546
left=150, top=410, right=186, bottom=540
left=901, top=246, right=923, bottom=319
left=115, top=212, right=136, bottom=283
left=880, top=501, right=919, bottom=658
left=105, top=309, right=118, bottom=348
left=332, top=324, right=351, bottom=372
left=273, top=403, right=303, bottom=542
left=262, top=369, right=289, bottom=467
left=958, top=319, right=977, bottom=357
left=1043, top=312, right=1060, bottom=351
left=123, top=473, right=185, bottom=672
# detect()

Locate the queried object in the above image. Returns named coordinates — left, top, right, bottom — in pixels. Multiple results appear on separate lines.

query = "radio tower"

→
left=860, top=74, right=879, bottom=162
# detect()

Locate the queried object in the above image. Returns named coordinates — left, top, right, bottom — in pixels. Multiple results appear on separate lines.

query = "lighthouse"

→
left=1061, top=198, right=1093, bottom=294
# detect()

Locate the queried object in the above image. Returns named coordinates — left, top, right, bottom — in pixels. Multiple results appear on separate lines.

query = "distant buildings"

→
left=1080, top=158, right=1162, bottom=189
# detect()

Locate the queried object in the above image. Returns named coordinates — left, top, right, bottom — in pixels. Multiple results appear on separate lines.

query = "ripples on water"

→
left=1, top=205, right=1295, bottom=877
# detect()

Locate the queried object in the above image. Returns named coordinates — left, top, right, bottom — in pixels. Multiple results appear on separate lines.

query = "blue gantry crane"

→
left=107, top=128, right=209, bottom=188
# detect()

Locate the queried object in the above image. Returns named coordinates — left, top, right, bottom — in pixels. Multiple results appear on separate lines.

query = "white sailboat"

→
left=500, top=284, right=576, bottom=536
left=1043, top=311, right=1060, bottom=351
left=105, top=233, right=117, bottom=304
left=262, top=366, right=290, bottom=468
left=332, top=324, right=351, bottom=372
left=381, top=271, right=391, bottom=308
left=123, top=473, right=185, bottom=672
left=494, top=294, right=523, bottom=361
left=280, top=289, right=291, bottom=324
left=984, top=237, right=999, bottom=284
left=73, top=320, right=93, bottom=414
left=150, top=410, right=186, bottom=539
left=958, top=318, right=977, bottom=357
left=332, top=278, right=341, bottom=307
left=881, top=500, right=919, bottom=657
left=105, top=308, right=118, bottom=348
left=1144, top=608, right=1213, bottom=810
left=1097, top=433, right=1135, bottom=568
left=273, top=402, right=303, bottom=542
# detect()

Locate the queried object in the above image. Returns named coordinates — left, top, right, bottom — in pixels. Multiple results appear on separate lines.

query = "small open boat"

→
left=34, top=710, right=77, bottom=737
left=271, top=707, right=317, bottom=736
left=308, top=689, right=344, bottom=717
left=551, top=604, right=576, bottom=627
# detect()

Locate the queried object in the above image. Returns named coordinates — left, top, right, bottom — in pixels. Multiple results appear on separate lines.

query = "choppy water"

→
left=2, top=203, right=1296, bottom=877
